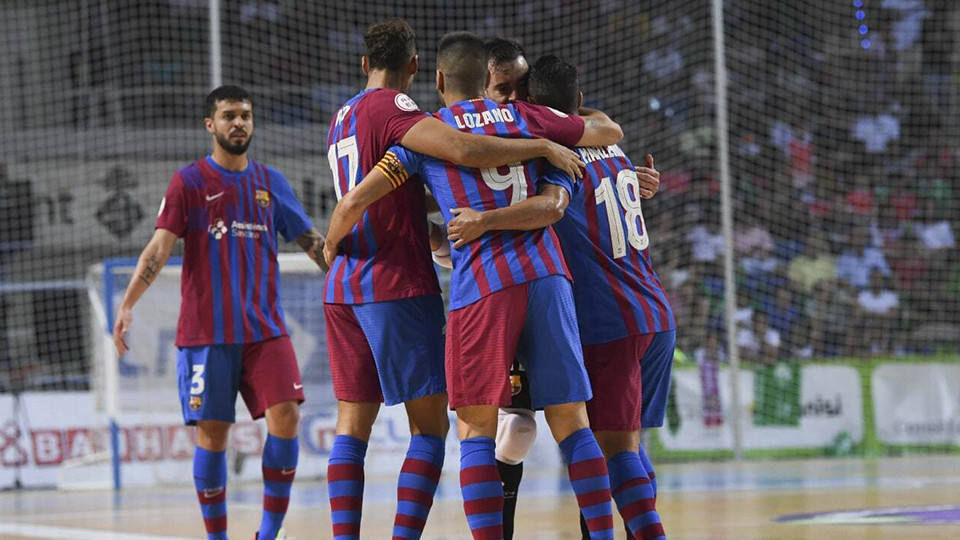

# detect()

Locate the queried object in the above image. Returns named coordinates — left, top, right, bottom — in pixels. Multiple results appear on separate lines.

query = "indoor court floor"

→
left=1, top=456, right=959, bottom=539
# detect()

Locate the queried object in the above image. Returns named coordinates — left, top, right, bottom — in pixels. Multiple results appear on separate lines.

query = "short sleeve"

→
left=155, top=172, right=188, bottom=237
left=515, top=101, right=585, bottom=147
left=539, top=163, right=575, bottom=199
left=370, top=91, right=430, bottom=144
left=270, top=170, right=313, bottom=242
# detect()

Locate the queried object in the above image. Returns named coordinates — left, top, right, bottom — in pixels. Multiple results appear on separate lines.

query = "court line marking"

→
left=0, top=523, right=193, bottom=540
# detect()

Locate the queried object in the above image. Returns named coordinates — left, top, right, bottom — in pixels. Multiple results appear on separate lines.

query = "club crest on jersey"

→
left=394, top=92, right=419, bottom=112
left=510, top=374, right=523, bottom=396
left=189, top=396, right=202, bottom=411
left=255, top=189, right=271, bottom=208
left=208, top=219, right=228, bottom=240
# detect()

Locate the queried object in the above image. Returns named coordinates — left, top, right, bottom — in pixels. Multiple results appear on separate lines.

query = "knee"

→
left=594, top=430, right=640, bottom=459
left=543, top=402, right=590, bottom=442
left=267, top=401, right=301, bottom=437
left=197, top=421, right=232, bottom=451
left=495, top=410, right=537, bottom=465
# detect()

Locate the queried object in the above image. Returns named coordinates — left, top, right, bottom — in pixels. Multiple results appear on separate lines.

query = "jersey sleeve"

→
left=270, top=170, right=313, bottom=242
left=369, top=91, right=430, bottom=144
left=539, top=163, right=575, bottom=199
left=155, top=172, right=188, bottom=237
left=515, top=101, right=586, bottom=147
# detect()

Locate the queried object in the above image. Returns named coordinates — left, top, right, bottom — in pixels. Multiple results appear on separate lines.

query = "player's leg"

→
left=178, top=344, right=243, bottom=540
left=496, top=379, right=536, bottom=540
left=521, top=275, right=613, bottom=540
left=446, top=285, right=529, bottom=540
left=582, top=334, right=666, bottom=540
left=351, top=294, right=448, bottom=540
left=324, top=303, right=387, bottom=540
left=238, top=337, right=306, bottom=540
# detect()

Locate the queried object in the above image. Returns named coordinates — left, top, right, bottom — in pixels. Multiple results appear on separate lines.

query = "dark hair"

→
left=364, top=18, right=417, bottom=71
left=204, top=85, right=252, bottom=119
left=485, top=37, right=526, bottom=70
left=527, top=54, right=579, bottom=114
left=437, top=31, right=488, bottom=96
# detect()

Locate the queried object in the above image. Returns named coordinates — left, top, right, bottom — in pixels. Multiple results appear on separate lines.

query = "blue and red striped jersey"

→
left=384, top=98, right=581, bottom=310
left=324, top=87, right=441, bottom=304
left=156, top=156, right=313, bottom=347
left=552, top=144, right=676, bottom=345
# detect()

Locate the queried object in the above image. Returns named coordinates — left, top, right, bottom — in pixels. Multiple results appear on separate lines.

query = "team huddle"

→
left=114, top=17, right=673, bottom=540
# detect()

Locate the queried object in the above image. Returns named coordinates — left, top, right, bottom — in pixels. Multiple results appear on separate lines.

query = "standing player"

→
left=323, top=19, right=619, bottom=540
left=448, top=55, right=674, bottom=540
left=325, top=32, right=622, bottom=540
left=112, top=86, right=325, bottom=540
left=482, top=39, right=663, bottom=539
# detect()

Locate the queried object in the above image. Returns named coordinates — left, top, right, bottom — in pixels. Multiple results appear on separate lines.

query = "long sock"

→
left=497, top=460, right=523, bottom=540
left=607, top=452, right=665, bottom=540
left=194, top=447, right=229, bottom=540
left=460, top=437, right=504, bottom=540
left=328, top=435, right=367, bottom=540
left=638, top=444, right=657, bottom=497
left=392, top=434, right=445, bottom=539
left=579, top=511, right=632, bottom=540
left=259, top=434, right=298, bottom=540
left=559, top=429, right=614, bottom=539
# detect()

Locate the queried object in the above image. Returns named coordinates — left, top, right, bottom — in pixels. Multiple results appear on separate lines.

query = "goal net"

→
left=1, top=0, right=958, bottom=489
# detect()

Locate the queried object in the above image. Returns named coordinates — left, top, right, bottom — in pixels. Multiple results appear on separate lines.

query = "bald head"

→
left=437, top=31, right=488, bottom=98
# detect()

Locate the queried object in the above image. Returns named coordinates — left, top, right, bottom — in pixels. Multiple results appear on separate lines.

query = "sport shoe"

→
left=254, top=529, right=286, bottom=540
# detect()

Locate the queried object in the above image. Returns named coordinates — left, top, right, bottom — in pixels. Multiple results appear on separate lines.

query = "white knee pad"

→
left=495, top=409, right=537, bottom=465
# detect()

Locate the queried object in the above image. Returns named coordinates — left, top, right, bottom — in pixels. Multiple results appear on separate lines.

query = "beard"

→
left=216, top=131, right=253, bottom=155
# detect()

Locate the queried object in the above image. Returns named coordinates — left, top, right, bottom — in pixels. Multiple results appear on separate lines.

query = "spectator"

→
left=856, top=270, right=901, bottom=354
left=836, top=230, right=892, bottom=289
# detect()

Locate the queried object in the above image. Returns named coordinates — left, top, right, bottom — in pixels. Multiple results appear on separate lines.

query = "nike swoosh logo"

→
left=293, top=383, right=303, bottom=390
left=202, top=488, right=224, bottom=499
left=205, top=192, right=225, bottom=201
left=281, top=468, right=296, bottom=475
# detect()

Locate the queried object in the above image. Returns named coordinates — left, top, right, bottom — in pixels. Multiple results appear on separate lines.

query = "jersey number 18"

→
left=594, top=169, right=649, bottom=258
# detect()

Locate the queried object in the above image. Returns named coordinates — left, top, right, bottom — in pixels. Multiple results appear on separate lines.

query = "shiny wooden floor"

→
left=1, top=456, right=959, bottom=539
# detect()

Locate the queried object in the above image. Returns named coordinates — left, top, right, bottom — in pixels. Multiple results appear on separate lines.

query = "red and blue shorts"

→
left=176, top=336, right=304, bottom=425
left=445, top=275, right=591, bottom=410
left=324, top=294, right=446, bottom=406
left=583, top=330, right=676, bottom=431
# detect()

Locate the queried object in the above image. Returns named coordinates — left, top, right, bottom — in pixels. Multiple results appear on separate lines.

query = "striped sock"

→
left=328, top=435, right=367, bottom=540
left=194, top=447, right=228, bottom=540
left=459, top=437, right=504, bottom=540
left=392, top=434, right=445, bottom=539
left=259, top=434, right=298, bottom=540
left=608, top=451, right=665, bottom=540
left=637, top=445, right=657, bottom=498
left=559, top=429, right=614, bottom=540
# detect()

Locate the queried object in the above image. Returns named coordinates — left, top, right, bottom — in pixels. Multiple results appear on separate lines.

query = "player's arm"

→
left=113, top=229, right=178, bottom=356
left=295, top=229, right=328, bottom=272
left=323, top=153, right=409, bottom=267
left=401, top=117, right=584, bottom=179
left=577, top=107, right=624, bottom=146
left=635, top=154, right=659, bottom=199
left=447, top=184, right=570, bottom=249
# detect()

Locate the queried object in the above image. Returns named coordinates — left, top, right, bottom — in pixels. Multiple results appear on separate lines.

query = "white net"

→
left=1, top=0, right=959, bottom=489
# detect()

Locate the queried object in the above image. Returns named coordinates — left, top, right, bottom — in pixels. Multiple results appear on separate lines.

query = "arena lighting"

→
left=855, top=0, right=871, bottom=49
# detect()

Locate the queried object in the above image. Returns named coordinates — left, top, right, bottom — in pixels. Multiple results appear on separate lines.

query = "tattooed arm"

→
left=295, top=228, right=328, bottom=272
left=113, top=229, right=178, bottom=356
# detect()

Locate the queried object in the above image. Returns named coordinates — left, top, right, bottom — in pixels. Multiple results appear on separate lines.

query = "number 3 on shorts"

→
left=190, top=364, right=206, bottom=395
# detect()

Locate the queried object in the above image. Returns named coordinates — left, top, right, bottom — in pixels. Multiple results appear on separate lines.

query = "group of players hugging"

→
left=114, top=17, right=674, bottom=540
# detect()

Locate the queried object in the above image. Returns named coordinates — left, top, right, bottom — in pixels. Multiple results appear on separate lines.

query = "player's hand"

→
left=543, top=140, right=585, bottom=180
left=113, top=306, right=133, bottom=357
left=636, top=154, right=660, bottom=199
left=448, top=207, right=488, bottom=249
left=322, top=240, right=340, bottom=269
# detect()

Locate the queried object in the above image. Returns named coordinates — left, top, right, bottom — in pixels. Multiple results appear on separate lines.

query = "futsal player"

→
left=325, top=32, right=625, bottom=540
left=482, top=39, right=663, bottom=539
left=112, top=85, right=326, bottom=540
left=322, top=18, right=593, bottom=540
left=448, top=55, right=674, bottom=540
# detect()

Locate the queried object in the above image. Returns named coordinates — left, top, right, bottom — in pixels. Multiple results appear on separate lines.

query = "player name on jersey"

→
left=576, top=144, right=627, bottom=165
left=452, top=106, right=516, bottom=130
